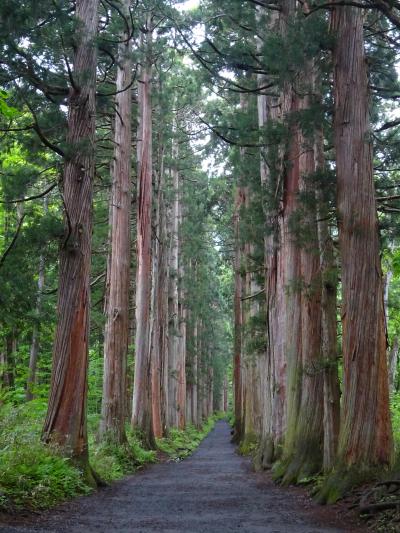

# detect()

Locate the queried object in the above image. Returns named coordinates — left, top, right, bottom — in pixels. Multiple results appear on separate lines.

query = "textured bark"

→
left=150, top=153, right=169, bottom=438
left=159, top=198, right=170, bottom=433
left=100, top=0, right=132, bottom=444
left=191, top=318, right=199, bottom=427
left=168, top=138, right=181, bottom=429
left=254, top=5, right=282, bottom=469
left=26, top=247, right=45, bottom=401
left=131, top=26, right=155, bottom=448
left=332, top=4, right=392, bottom=466
left=1, top=333, right=15, bottom=388
left=177, top=199, right=186, bottom=429
left=280, top=109, right=302, bottom=467
left=42, top=0, right=98, bottom=474
left=233, top=185, right=245, bottom=441
left=282, top=59, right=325, bottom=483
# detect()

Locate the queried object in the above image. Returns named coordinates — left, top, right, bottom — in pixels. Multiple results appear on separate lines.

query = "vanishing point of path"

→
left=1, top=421, right=360, bottom=533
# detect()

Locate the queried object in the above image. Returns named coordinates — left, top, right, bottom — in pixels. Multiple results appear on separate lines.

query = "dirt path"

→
left=1, top=421, right=361, bottom=532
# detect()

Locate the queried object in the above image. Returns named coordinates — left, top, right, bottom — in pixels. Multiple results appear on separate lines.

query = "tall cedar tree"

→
left=100, top=0, right=133, bottom=444
left=42, top=0, right=99, bottom=481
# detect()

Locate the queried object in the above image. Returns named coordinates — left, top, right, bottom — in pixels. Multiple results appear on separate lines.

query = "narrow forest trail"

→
left=1, top=421, right=360, bottom=533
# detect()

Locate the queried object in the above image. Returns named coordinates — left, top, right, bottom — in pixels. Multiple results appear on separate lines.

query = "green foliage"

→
left=157, top=416, right=217, bottom=460
left=390, top=392, right=400, bottom=451
left=89, top=427, right=156, bottom=484
left=0, top=401, right=90, bottom=511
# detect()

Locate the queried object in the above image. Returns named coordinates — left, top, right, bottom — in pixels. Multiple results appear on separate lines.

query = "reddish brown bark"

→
left=100, top=0, right=132, bottom=444
left=332, top=4, right=392, bottom=466
left=42, top=0, right=98, bottom=475
left=283, top=69, right=324, bottom=482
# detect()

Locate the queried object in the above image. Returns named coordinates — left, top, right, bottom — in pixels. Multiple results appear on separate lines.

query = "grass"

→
left=0, top=402, right=220, bottom=512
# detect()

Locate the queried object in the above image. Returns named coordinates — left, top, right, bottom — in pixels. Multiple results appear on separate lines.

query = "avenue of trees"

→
left=2, top=0, right=400, bottom=516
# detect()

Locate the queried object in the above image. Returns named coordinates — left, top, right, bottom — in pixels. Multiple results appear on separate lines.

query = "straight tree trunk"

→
left=159, top=196, right=170, bottom=433
left=282, top=61, right=324, bottom=484
left=42, top=0, right=99, bottom=480
left=191, top=317, right=199, bottom=427
left=26, top=245, right=45, bottom=401
left=177, top=199, right=186, bottom=429
left=389, top=337, right=399, bottom=394
left=168, top=139, right=181, bottom=428
left=131, top=24, right=155, bottom=448
left=315, top=124, right=341, bottom=473
left=233, top=186, right=245, bottom=442
left=254, top=5, right=281, bottom=469
left=150, top=156, right=164, bottom=439
left=100, top=0, right=132, bottom=444
left=331, top=2, right=392, bottom=469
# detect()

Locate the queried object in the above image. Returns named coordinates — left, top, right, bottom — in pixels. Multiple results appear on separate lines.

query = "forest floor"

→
left=0, top=421, right=363, bottom=533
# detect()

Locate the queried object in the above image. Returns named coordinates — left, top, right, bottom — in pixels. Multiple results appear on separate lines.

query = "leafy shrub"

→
left=0, top=401, right=89, bottom=511
left=157, top=416, right=217, bottom=460
left=89, top=428, right=156, bottom=483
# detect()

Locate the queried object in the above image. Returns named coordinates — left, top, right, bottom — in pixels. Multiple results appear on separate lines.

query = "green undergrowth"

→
left=238, top=432, right=259, bottom=456
left=88, top=416, right=157, bottom=484
left=156, top=413, right=221, bottom=460
left=0, top=400, right=90, bottom=511
left=0, top=402, right=221, bottom=512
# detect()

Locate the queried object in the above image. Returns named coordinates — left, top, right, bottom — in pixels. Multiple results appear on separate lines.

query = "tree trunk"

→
left=150, top=151, right=164, bottom=439
left=131, top=24, right=155, bottom=448
left=177, top=199, right=186, bottom=429
left=159, top=195, right=170, bottom=434
left=315, top=123, right=341, bottom=474
left=26, top=243, right=46, bottom=401
left=332, top=2, right=392, bottom=468
left=282, top=61, right=324, bottom=484
left=100, top=0, right=132, bottom=444
left=192, top=317, right=199, bottom=427
left=168, top=137, right=181, bottom=429
left=389, top=337, right=399, bottom=394
left=233, top=185, right=245, bottom=442
left=254, top=5, right=281, bottom=469
left=42, top=0, right=99, bottom=480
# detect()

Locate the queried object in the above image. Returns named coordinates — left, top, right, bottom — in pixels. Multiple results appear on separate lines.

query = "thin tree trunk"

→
left=100, top=0, right=132, bottom=444
left=389, top=337, right=399, bottom=394
left=332, top=2, right=392, bottom=469
left=150, top=163, right=163, bottom=439
left=42, top=0, right=99, bottom=481
left=159, top=195, right=170, bottom=433
left=177, top=199, right=186, bottom=429
left=26, top=244, right=45, bottom=401
left=131, top=23, right=155, bottom=448
left=233, top=185, right=244, bottom=442
left=192, top=317, right=198, bottom=427
left=168, top=138, right=181, bottom=428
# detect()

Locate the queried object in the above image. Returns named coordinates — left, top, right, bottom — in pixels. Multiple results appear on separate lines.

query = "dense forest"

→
left=2, top=0, right=400, bottom=528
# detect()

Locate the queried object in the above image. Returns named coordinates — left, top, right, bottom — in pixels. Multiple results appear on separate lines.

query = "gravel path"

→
left=0, top=421, right=359, bottom=532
